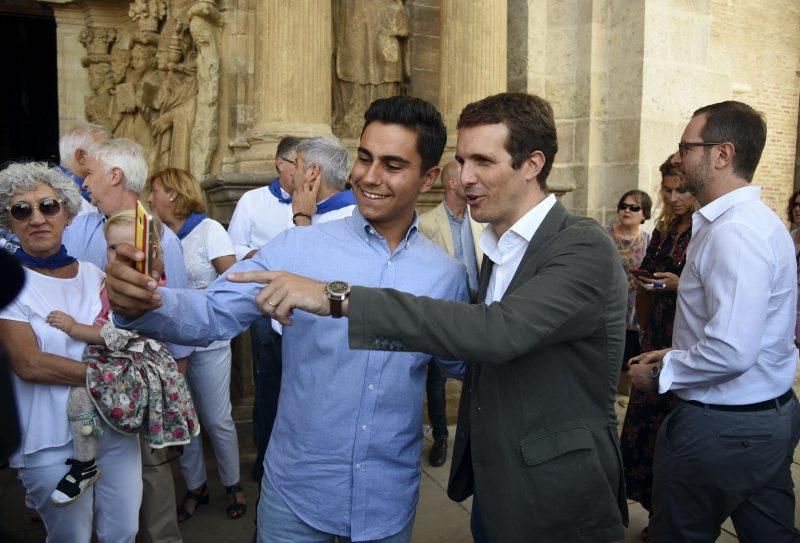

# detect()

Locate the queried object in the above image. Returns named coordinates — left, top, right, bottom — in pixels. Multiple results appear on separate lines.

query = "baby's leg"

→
left=67, top=387, right=100, bottom=461
left=50, top=387, right=102, bottom=506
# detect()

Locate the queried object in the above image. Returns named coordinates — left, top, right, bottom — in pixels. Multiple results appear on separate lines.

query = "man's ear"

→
left=716, top=142, right=735, bottom=171
left=524, top=151, right=546, bottom=184
left=75, top=149, right=87, bottom=165
left=109, top=167, right=125, bottom=186
left=420, top=165, right=442, bottom=194
left=308, top=164, right=320, bottom=183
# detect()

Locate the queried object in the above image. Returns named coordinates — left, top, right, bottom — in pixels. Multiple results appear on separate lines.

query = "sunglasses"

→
left=5, top=197, right=64, bottom=222
left=618, top=203, right=642, bottom=213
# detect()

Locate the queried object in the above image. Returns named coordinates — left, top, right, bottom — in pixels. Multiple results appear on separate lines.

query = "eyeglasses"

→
left=279, top=156, right=297, bottom=165
left=618, top=203, right=642, bottom=213
left=678, top=141, right=725, bottom=158
left=5, top=197, right=64, bottom=222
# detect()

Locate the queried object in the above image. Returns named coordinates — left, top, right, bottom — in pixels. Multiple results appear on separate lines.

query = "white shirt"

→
left=181, top=218, right=235, bottom=351
left=227, top=186, right=294, bottom=260
left=0, top=262, right=104, bottom=467
left=480, top=194, right=557, bottom=303
left=226, top=185, right=356, bottom=260
left=181, top=218, right=235, bottom=290
left=659, top=186, right=798, bottom=404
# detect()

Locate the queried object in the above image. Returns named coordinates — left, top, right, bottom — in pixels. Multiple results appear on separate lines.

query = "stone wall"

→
left=515, top=0, right=800, bottom=225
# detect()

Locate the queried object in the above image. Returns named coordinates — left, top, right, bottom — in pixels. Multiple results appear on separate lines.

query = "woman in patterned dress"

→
left=620, top=155, right=696, bottom=539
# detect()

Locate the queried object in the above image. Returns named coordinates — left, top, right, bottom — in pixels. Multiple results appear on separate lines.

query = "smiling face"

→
left=456, top=123, right=543, bottom=236
left=8, top=183, right=70, bottom=259
left=351, top=121, right=437, bottom=236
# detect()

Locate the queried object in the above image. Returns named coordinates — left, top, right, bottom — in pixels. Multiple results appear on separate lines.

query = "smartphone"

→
left=630, top=268, right=655, bottom=280
left=134, top=200, right=154, bottom=277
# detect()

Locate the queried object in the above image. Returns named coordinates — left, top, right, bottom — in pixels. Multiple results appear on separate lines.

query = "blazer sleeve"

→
left=348, top=222, right=625, bottom=364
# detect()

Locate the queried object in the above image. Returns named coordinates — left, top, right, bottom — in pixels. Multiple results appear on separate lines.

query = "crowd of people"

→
left=0, top=91, right=798, bottom=543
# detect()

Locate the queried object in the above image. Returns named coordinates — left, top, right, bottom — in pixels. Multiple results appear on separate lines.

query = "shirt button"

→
left=368, top=384, right=374, bottom=390
left=355, top=463, right=362, bottom=469
left=361, top=424, right=367, bottom=431
left=387, top=260, right=392, bottom=266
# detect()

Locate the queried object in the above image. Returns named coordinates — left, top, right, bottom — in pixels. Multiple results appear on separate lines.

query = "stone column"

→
left=253, top=0, right=332, bottom=137
left=438, top=0, right=507, bottom=131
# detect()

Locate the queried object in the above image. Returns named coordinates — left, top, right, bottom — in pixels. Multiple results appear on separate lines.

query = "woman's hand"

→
left=46, top=310, right=76, bottom=334
left=653, top=272, right=679, bottom=291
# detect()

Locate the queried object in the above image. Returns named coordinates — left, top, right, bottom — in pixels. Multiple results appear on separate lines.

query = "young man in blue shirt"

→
left=106, top=96, right=469, bottom=542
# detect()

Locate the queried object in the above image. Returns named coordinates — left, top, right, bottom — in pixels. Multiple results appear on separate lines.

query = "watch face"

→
left=327, top=280, right=350, bottom=296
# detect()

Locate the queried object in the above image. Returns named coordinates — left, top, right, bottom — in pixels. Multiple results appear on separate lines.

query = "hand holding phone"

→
left=134, top=201, right=155, bottom=277
left=630, top=268, right=655, bottom=280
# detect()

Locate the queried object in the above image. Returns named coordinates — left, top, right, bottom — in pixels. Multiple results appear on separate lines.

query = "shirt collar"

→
left=479, top=194, right=557, bottom=259
left=443, top=202, right=465, bottom=224
left=696, top=185, right=761, bottom=224
left=350, top=207, right=420, bottom=247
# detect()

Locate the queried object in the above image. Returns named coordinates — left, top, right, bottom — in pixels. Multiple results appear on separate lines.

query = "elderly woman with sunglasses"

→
left=0, top=162, right=141, bottom=542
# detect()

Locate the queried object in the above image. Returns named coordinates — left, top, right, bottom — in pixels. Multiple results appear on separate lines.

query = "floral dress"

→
left=619, top=218, right=692, bottom=512
left=606, top=226, right=650, bottom=366
left=83, top=285, right=200, bottom=448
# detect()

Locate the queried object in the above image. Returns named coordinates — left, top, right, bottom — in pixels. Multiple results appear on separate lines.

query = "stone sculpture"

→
left=333, top=0, right=410, bottom=138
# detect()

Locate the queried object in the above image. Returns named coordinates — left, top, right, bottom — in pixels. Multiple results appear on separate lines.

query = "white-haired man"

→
left=56, top=123, right=111, bottom=216
left=62, top=138, right=192, bottom=543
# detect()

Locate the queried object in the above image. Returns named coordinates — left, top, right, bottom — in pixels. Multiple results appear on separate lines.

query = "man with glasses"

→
left=629, top=101, right=800, bottom=541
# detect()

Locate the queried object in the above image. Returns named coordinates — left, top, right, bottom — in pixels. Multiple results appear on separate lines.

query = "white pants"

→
left=179, top=344, right=240, bottom=488
left=18, top=429, right=142, bottom=543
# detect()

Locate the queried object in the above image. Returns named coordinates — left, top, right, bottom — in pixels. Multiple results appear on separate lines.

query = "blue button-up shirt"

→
left=443, top=203, right=479, bottom=293
left=64, top=211, right=194, bottom=359
left=115, top=209, right=469, bottom=539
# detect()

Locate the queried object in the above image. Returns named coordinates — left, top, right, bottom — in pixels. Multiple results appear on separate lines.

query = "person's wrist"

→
left=292, top=212, right=312, bottom=226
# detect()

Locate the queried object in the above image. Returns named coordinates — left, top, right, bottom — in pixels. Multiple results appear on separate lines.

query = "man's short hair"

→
left=88, top=138, right=148, bottom=194
left=58, top=124, right=111, bottom=165
left=295, top=136, right=350, bottom=191
left=362, top=96, right=447, bottom=173
left=693, top=101, right=766, bottom=182
left=276, top=136, right=303, bottom=160
left=457, top=92, right=558, bottom=189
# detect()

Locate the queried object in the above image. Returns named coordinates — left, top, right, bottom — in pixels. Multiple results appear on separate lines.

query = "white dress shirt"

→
left=659, top=186, right=798, bottom=404
left=480, top=194, right=557, bottom=303
left=227, top=186, right=294, bottom=260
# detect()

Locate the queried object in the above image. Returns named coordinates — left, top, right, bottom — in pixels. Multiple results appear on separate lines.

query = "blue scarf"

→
left=15, top=244, right=76, bottom=269
left=56, top=165, right=91, bottom=203
left=176, top=212, right=208, bottom=240
left=316, top=189, right=357, bottom=215
left=268, top=178, right=293, bottom=204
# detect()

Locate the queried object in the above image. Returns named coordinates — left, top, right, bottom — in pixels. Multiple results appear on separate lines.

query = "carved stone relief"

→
left=332, top=0, right=410, bottom=138
left=80, top=0, right=221, bottom=182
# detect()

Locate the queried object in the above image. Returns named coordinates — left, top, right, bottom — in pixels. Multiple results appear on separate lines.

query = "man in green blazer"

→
left=227, top=92, right=629, bottom=542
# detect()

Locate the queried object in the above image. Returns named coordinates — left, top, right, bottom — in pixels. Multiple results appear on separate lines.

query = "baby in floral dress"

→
left=45, top=210, right=198, bottom=506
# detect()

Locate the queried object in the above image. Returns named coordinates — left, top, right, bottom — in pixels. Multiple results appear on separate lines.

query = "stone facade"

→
left=35, top=0, right=800, bottom=435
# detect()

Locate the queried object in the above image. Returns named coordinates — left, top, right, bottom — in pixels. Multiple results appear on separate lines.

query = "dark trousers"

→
left=651, top=395, right=800, bottom=542
left=471, top=492, right=490, bottom=543
left=425, top=359, right=449, bottom=442
left=250, top=317, right=282, bottom=483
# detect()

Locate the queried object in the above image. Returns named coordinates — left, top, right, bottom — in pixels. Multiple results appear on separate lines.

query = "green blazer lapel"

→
left=503, top=200, right=569, bottom=297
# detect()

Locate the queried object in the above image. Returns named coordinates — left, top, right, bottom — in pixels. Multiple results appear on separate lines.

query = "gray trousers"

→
left=651, top=395, right=800, bottom=542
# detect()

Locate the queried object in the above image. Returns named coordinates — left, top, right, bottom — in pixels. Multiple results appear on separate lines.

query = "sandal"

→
left=177, top=483, right=209, bottom=523
left=225, top=483, right=247, bottom=520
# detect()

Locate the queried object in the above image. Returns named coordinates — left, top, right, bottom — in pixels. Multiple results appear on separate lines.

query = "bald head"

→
left=440, top=160, right=464, bottom=201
